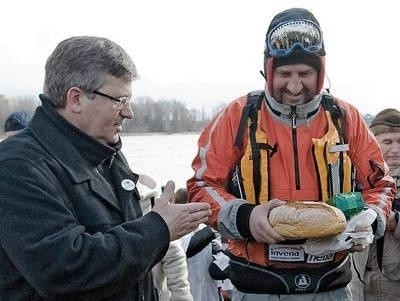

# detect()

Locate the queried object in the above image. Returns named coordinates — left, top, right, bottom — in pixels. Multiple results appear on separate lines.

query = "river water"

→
left=122, top=133, right=200, bottom=191
left=0, top=132, right=200, bottom=194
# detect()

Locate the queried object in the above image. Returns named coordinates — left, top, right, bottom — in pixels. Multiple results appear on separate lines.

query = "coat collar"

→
left=264, top=88, right=322, bottom=121
left=29, top=95, right=119, bottom=183
left=28, top=96, right=140, bottom=215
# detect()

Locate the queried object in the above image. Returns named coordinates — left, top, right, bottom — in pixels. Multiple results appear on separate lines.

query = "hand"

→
left=152, top=181, right=211, bottom=241
left=348, top=244, right=366, bottom=253
left=249, top=199, right=286, bottom=243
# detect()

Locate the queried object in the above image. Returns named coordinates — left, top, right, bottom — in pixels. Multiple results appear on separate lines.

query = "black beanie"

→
left=4, top=111, right=31, bottom=132
left=273, top=51, right=321, bottom=72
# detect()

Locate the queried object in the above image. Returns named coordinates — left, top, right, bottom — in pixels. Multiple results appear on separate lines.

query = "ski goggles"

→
left=266, top=20, right=323, bottom=58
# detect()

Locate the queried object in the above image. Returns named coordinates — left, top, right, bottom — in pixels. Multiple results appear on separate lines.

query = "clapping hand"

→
left=152, top=181, right=212, bottom=241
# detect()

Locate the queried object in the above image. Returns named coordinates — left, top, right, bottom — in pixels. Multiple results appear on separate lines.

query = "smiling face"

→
left=75, top=75, right=133, bottom=145
left=271, top=63, right=318, bottom=105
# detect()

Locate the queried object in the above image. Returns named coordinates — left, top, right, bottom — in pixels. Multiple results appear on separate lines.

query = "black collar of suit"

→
left=28, top=95, right=140, bottom=216
left=39, top=94, right=120, bottom=165
left=28, top=95, right=123, bottom=182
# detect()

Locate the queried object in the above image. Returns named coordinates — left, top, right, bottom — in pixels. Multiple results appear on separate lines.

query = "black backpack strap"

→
left=247, top=91, right=264, bottom=204
left=321, top=94, right=352, bottom=193
left=234, top=90, right=264, bottom=148
left=321, top=94, right=347, bottom=143
left=236, top=91, right=264, bottom=203
left=234, top=105, right=251, bottom=148
left=248, top=100, right=261, bottom=204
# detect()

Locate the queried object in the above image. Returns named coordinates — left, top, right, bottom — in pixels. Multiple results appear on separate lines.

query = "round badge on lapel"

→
left=121, top=179, right=136, bottom=191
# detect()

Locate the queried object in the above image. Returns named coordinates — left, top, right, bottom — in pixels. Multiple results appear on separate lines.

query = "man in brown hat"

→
left=350, top=108, right=400, bottom=301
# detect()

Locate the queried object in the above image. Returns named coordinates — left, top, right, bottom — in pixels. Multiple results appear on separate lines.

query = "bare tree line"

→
left=0, top=94, right=375, bottom=135
left=0, top=95, right=214, bottom=134
left=125, top=96, right=212, bottom=133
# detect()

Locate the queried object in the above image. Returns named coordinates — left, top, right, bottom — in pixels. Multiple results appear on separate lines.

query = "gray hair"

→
left=43, top=36, right=138, bottom=107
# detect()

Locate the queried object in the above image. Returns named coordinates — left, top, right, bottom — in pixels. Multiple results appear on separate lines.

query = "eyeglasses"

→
left=266, top=20, right=323, bottom=58
left=92, top=90, right=131, bottom=110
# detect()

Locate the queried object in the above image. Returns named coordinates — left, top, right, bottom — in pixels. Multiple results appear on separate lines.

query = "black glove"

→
left=186, top=226, right=216, bottom=258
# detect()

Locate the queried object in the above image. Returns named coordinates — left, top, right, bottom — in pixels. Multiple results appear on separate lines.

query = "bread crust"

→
left=268, top=201, right=346, bottom=239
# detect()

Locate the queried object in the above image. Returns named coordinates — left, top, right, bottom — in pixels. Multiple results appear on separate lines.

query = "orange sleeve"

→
left=187, top=96, right=248, bottom=227
left=339, top=100, right=396, bottom=217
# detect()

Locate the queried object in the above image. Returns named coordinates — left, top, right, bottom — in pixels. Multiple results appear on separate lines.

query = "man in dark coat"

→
left=0, top=36, right=211, bottom=300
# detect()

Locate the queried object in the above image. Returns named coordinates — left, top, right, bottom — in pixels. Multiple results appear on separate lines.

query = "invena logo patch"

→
left=269, top=244, right=335, bottom=263
left=269, top=244, right=305, bottom=261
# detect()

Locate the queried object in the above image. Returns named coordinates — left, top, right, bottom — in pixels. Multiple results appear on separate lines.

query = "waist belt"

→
left=227, top=253, right=352, bottom=294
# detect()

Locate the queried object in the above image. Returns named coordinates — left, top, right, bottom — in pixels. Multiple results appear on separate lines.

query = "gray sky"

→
left=1, top=0, right=398, bottom=115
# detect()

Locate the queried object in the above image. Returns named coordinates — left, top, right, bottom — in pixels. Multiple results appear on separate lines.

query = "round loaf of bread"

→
left=268, top=201, right=346, bottom=239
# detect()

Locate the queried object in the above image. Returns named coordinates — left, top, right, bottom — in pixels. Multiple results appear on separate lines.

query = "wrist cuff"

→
left=237, top=203, right=256, bottom=240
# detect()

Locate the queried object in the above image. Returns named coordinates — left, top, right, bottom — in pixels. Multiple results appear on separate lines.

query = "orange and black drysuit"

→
left=187, top=90, right=396, bottom=294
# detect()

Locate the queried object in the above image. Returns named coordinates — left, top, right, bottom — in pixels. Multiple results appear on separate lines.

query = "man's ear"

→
left=65, top=87, right=84, bottom=113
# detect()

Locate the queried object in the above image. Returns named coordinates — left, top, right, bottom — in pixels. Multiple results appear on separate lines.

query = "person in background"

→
left=349, top=108, right=400, bottom=301
left=187, top=7, right=396, bottom=301
left=138, top=181, right=193, bottom=301
left=0, top=36, right=211, bottom=300
left=151, top=240, right=193, bottom=301
left=3, top=111, right=31, bottom=137
left=174, top=188, right=225, bottom=301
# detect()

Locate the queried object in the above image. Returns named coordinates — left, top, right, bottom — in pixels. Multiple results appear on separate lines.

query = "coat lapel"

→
left=29, top=108, right=124, bottom=215
left=88, top=169, right=123, bottom=214
left=110, top=155, right=142, bottom=220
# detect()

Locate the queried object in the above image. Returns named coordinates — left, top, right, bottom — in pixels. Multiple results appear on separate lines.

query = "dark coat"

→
left=0, top=102, right=170, bottom=300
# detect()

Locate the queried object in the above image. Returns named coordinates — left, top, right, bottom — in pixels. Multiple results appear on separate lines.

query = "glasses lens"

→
left=116, top=97, right=131, bottom=109
left=268, top=20, right=322, bottom=57
left=93, top=90, right=131, bottom=110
